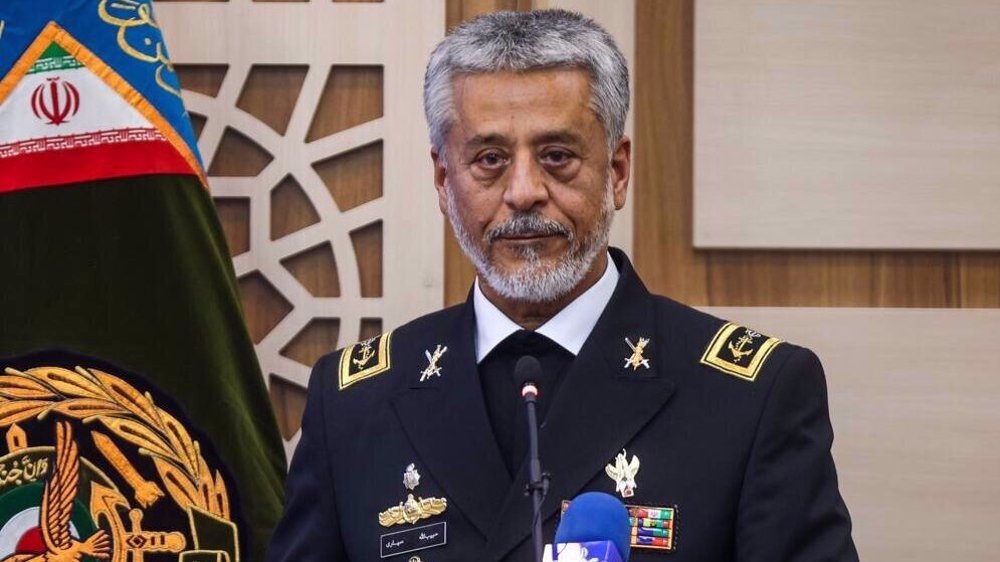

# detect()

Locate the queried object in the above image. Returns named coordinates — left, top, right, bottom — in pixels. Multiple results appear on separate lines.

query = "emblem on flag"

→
left=30, top=77, right=80, bottom=126
left=0, top=18, right=204, bottom=193
left=0, top=354, right=243, bottom=561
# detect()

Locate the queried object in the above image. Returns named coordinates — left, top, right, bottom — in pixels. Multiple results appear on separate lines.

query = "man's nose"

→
left=502, top=154, right=549, bottom=211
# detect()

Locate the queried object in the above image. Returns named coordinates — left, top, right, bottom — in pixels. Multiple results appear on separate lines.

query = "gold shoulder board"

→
left=700, top=322, right=782, bottom=382
left=339, top=331, right=393, bottom=390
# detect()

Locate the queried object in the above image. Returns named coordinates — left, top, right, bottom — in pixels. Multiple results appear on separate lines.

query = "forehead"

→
left=449, top=69, right=601, bottom=142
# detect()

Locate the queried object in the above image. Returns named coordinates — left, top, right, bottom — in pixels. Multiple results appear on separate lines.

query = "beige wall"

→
left=694, top=0, right=1000, bottom=250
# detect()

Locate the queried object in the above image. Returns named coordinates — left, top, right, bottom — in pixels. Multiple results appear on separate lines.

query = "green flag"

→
left=0, top=3, right=285, bottom=560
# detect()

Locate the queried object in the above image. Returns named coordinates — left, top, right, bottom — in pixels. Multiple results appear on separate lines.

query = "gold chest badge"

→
left=623, top=337, right=651, bottom=371
left=378, top=463, right=447, bottom=527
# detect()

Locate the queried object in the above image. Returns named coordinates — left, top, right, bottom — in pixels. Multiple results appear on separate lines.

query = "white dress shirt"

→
left=473, top=253, right=620, bottom=363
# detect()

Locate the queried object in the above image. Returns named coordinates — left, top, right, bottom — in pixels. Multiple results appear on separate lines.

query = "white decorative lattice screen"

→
left=157, top=0, right=445, bottom=458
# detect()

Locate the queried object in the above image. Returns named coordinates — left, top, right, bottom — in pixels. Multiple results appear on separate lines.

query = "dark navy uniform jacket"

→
left=268, top=250, right=858, bottom=561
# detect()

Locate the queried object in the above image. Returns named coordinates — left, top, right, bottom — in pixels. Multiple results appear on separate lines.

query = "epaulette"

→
left=338, top=331, right=393, bottom=390
left=700, top=322, right=782, bottom=382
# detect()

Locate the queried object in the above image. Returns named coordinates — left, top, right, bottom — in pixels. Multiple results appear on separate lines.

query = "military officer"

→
left=268, top=9, right=858, bottom=562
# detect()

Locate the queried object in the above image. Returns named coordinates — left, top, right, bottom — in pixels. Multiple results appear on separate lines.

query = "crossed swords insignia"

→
left=624, top=337, right=651, bottom=371
left=420, top=344, right=448, bottom=382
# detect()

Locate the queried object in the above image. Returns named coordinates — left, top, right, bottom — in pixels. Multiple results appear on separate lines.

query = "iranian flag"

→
left=0, top=7, right=285, bottom=561
left=0, top=36, right=196, bottom=191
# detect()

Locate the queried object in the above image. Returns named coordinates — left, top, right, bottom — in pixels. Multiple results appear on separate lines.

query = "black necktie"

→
left=478, top=330, right=575, bottom=477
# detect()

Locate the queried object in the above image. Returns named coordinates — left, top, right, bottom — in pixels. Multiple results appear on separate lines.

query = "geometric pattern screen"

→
left=157, top=0, right=445, bottom=458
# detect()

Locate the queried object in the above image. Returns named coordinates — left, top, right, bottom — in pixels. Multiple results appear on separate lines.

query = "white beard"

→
left=444, top=178, right=615, bottom=303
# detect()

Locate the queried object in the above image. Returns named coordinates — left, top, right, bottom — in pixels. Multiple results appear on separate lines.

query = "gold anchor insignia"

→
left=726, top=330, right=760, bottom=363
left=353, top=337, right=379, bottom=369
left=605, top=449, right=641, bottom=499
left=339, top=331, right=394, bottom=390
left=419, top=345, right=448, bottom=382
left=624, top=337, right=651, bottom=371
left=701, top=323, right=783, bottom=382
left=379, top=463, right=447, bottom=527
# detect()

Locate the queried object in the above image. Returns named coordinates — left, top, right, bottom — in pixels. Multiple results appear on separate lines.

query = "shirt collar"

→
left=473, top=252, right=620, bottom=363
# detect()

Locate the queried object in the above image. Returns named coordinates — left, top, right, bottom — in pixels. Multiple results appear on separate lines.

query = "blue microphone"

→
left=549, top=492, right=631, bottom=561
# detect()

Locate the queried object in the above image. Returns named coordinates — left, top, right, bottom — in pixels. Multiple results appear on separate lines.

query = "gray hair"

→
left=423, top=9, right=629, bottom=160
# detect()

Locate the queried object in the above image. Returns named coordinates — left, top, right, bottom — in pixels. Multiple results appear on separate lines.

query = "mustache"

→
left=485, top=212, right=571, bottom=243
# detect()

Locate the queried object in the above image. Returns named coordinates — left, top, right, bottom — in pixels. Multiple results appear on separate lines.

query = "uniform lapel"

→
left=486, top=251, right=677, bottom=560
left=391, top=302, right=511, bottom=538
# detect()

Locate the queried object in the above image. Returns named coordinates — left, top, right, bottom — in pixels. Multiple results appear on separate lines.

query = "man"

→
left=269, top=10, right=858, bottom=562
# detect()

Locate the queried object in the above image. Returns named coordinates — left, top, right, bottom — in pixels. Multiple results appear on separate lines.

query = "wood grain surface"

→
left=631, top=0, right=1000, bottom=308
left=693, top=0, right=1000, bottom=250
left=306, top=66, right=383, bottom=142
left=237, top=65, right=308, bottom=135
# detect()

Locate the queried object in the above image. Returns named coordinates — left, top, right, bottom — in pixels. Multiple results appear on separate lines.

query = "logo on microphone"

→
left=31, top=77, right=81, bottom=125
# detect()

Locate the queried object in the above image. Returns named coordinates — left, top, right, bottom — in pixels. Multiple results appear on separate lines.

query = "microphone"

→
left=547, top=492, right=631, bottom=562
left=514, top=355, right=548, bottom=562
left=513, top=354, right=542, bottom=401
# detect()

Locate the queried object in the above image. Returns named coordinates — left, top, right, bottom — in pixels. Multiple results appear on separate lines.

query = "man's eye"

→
left=541, top=150, right=573, bottom=166
left=476, top=152, right=506, bottom=168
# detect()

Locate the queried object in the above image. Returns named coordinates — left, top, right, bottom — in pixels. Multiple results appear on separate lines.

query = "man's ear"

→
left=431, top=148, right=448, bottom=214
left=610, top=136, right=632, bottom=210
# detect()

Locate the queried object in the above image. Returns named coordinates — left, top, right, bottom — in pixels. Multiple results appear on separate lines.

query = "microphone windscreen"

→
left=513, top=355, right=544, bottom=389
left=555, top=492, right=631, bottom=561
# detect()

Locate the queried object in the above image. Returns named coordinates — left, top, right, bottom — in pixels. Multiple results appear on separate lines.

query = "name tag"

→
left=380, top=521, right=447, bottom=558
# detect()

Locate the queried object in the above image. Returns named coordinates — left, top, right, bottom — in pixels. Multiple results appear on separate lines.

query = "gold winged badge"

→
left=3, top=421, right=111, bottom=562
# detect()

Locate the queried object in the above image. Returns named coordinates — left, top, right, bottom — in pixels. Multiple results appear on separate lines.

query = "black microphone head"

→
left=513, top=355, right=543, bottom=398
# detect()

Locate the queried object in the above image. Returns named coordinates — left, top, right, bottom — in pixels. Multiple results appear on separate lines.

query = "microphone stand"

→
left=522, top=381, right=549, bottom=562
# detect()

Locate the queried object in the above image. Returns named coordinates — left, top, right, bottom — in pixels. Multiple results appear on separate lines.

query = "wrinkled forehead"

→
left=447, top=69, right=603, bottom=143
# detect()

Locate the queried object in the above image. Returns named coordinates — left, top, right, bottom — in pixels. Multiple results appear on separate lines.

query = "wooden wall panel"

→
left=446, top=0, right=532, bottom=29
left=633, top=0, right=1000, bottom=308
left=237, top=65, right=308, bottom=135
left=694, top=0, right=1000, bottom=250
left=306, top=66, right=383, bottom=142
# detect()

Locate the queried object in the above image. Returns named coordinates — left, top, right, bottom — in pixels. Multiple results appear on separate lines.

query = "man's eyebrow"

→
left=533, top=131, right=586, bottom=146
left=463, top=134, right=512, bottom=150
left=461, top=131, right=588, bottom=152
